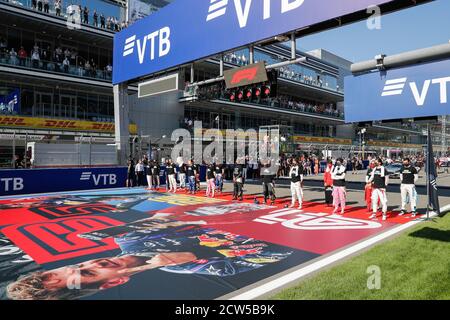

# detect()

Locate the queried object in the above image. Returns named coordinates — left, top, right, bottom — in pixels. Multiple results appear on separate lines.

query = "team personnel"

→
left=145, top=158, right=152, bottom=190
left=164, top=160, right=170, bottom=191
left=331, top=158, right=347, bottom=215
left=214, top=162, right=224, bottom=194
left=288, top=158, right=303, bottom=209
left=365, top=160, right=376, bottom=212
left=205, top=162, right=216, bottom=198
left=178, top=161, right=187, bottom=191
left=399, top=158, right=419, bottom=217
left=150, top=160, right=161, bottom=190
left=368, top=158, right=389, bottom=220
left=186, top=160, right=197, bottom=194
left=233, top=161, right=244, bottom=201
left=323, top=159, right=333, bottom=207
left=126, top=158, right=135, bottom=188
left=261, top=160, right=277, bottom=205
left=194, top=162, right=201, bottom=192
left=135, top=160, right=145, bottom=187
left=166, top=159, right=177, bottom=193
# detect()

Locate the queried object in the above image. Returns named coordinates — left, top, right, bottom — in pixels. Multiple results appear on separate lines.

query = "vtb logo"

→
left=231, top=67, right=258, bottom=84
left=382, top=76, right=450, bottom=106
left=207, top=0, right=305, bottom=28
left=80, top=172, right=117, bottom=186
left=122, top=27, right=171, bottom=64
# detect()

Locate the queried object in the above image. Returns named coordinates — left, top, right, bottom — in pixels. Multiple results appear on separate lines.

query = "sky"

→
left=297, top=0, right=450, bottom=63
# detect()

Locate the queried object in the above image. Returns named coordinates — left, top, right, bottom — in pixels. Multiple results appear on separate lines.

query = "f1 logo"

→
left=231, top=67, right=258, bottom=85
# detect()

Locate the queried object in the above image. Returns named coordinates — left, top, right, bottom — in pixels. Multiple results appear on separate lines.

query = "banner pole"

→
left=426, top=124, right=430, bottom=220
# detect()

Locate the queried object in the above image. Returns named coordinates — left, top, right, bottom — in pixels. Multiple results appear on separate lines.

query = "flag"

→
left=426, top=127, right=441, bottom=216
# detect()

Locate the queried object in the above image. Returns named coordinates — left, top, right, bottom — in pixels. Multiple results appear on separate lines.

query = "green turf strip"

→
left=271, top=214, right=450, bottom=300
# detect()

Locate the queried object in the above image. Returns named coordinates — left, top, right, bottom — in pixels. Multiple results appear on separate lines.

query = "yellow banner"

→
left=0, top=115, right=137, bottom=135
left=293, top=135, right=352, bottom=145
left=367, top=140, right=422, bottom=149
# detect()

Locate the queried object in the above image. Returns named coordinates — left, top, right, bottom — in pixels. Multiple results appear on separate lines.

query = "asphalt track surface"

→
left=0, top=182, right=447, bottom=300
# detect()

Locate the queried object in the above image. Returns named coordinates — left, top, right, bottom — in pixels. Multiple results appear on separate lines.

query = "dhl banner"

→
left=0, top=115, right=137, bottom=135
left=367, top=140, right=422, bottom=149
left=293, top=135, right=352, bottom=145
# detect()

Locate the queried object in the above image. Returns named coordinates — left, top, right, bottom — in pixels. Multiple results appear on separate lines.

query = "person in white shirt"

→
left=9, top=48, right=18, bottom=65
left=135, top=160, right=145, bottom=187
left=55, top=0, right=62, bottom=16
left=331, top=158, right=347, bottom=215
left=63, top=57, right=70, bottom=73
left=289, top=158, right=304, bottom=209
left=367, top=158, right=389, bottom=221
left=166, top=159, right=177, bottom=193
left=31, top=50, right=40, bottom=68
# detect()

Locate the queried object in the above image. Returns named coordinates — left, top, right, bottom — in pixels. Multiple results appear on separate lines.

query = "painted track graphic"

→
left=0, top=188, right=418, bottom=300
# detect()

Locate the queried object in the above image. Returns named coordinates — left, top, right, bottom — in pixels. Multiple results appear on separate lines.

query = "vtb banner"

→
left=345, top=59, right=450, bottom=123
left=113, top=0, right=396, bottom=84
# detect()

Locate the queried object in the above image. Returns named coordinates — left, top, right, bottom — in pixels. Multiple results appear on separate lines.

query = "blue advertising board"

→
left=345, top=59, right=450, bottom=123
left=0, top=167, right=127, bottom=197
left=113, top=0, right=395, bottom=84
left=0, top=166, right=209, bottom=196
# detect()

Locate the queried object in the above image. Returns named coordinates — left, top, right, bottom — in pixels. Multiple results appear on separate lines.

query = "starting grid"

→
left=0, top=187, right=424, bottom=300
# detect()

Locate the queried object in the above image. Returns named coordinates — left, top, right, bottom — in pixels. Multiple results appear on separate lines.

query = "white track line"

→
left=229, top=207, right=447, bottom=300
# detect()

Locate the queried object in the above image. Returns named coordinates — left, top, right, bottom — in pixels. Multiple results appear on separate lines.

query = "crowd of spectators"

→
left=223, top=52, right=340, bottom=91
left=3, top=0, right=128, bottom=32
left=0, top=38, right=113, bottom=79
left=269, top=95, right=343, bottom=118
left=223, top=52, right=249, bottom=66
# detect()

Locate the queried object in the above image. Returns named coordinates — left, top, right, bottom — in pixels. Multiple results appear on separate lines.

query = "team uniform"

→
left=150, top=163, right=161, bottom=189
left=194, top=163, right=201, bottom=191
left=261, top=166, right=277, bottom=205
left=233, top=165, right=244, bottom=200
left=135, top=162, right=145, bottom=187
left=214, top=164, right=224, bottom=193
left=368, top=166, right=389, bottom=220
left=145, top=161, right=153, bottom=189
left=331, top=164, right=346, bottom=214
left=186, top=164, right=197, bottom=194
left=166, top=163, right=177, bottom=193
left=205, top=164, right=216, bottom=198
left=365, top=167, right=374, bottom=212
left=323, top=164, right=333, bottom=206
left=400, top=165, right=418, bottom=216
left=289, top=164, right=304, bottom=208
left=127, top=161, right=135, bottom=187
left=178, top=164, right=187, bottom=190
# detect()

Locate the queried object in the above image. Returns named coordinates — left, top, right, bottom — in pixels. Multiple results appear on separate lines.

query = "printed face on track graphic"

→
left=6, top=253, right=196, bottom=300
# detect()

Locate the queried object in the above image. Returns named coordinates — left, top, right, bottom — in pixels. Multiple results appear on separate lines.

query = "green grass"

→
left=271, top=214, right=450, bottom=300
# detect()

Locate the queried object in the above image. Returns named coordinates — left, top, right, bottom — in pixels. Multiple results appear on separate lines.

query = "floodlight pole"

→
left=219, top=54, right=224, bottom=77
left=113, top=1, right=131, bottom=166
left=291, top=33, right=296, bottom=60
left=425, top=124, right=430, bottom=221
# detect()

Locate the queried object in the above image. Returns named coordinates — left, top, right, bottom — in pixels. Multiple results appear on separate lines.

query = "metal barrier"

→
left=0, top=133, right=117, bottom=169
